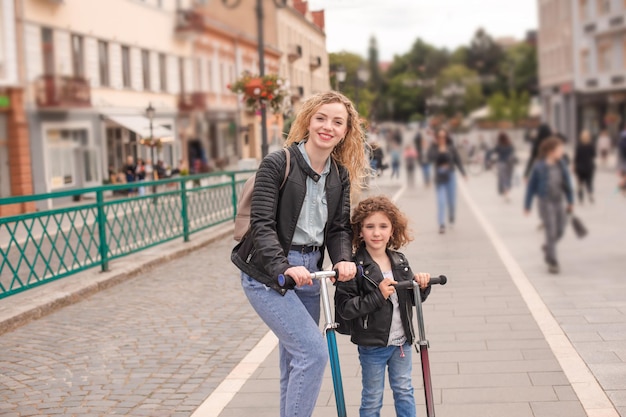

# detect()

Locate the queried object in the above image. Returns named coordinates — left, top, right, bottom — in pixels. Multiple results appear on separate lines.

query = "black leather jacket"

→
left=231, top=143, right=353, bottom=295
left=335, top=245, right=430, bottom=347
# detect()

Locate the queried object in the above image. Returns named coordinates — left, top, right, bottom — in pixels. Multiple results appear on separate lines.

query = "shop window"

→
left=47, top=128, right=90, bottom=189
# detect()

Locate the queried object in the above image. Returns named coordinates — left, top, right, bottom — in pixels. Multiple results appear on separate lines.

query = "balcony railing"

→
left=175, top=9, right=204, bottom=37
left=35, top=75, right=91, bottom=108
left=178, top=91, right=207, bottom=112
left=309, top=55, right=322, bottom=69
left=287, top=44, right=302, bottom=62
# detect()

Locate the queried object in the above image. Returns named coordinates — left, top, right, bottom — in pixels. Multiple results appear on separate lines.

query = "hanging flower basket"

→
left=229, top=72, right=290, bottom=114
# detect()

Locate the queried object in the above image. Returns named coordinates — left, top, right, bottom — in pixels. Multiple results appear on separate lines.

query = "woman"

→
left=596, top=129, right=611, bottom=168
left=574, top=130, right=596, bottom=204
left=492, top=131, right=516, bottom=201
left=428, top=128, right=467, bottom=234
left=231, top=91, right=368, bottom=417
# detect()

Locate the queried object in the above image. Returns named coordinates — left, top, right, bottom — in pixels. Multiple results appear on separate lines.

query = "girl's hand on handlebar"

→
left=379, top=277, right=397, bottom=299
left=284, top=266, right=313, bottom=286
left=333, top=261, right=357, bottom=282
left=414, top=272, right=431, bottom=289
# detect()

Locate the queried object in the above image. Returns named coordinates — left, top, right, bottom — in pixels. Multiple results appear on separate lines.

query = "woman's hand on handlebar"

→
left=333, top=261, right=357, bottom=282
left=414, top=272, right=431, bottom=289
left=284, top=266, right=313, bottom=286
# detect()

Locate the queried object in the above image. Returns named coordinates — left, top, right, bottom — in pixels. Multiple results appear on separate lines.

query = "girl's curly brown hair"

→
left=351, top=196, right=413, bottom=250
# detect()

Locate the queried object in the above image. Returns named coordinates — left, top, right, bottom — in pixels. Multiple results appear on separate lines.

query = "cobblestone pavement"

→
left=0, top=237, right=266, bottom=417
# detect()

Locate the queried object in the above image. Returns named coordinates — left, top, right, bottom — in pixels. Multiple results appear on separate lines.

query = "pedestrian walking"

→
left=414, top=129, right=432, bottom=187
left=335, top=196, right=431, bottom=417
left=492, top=132, right=516, bottom=202
left=403, top=144, right=418, bottom=187
left=618, top=127, right=626, bottom=196
left=135, top=158, right=146, bottom=196
left=596, top=129, right=612, bottom=168
left=524, top=123, right=553, bottom=180
left=524, top=137, right=574, bottom=274
left=428, top=128, right=467, bottom=234
left=574, top=130, right=596, bottom=204
left=390, top=143, right=401, bottom=179
left=231, top=91, right=368, bottom=417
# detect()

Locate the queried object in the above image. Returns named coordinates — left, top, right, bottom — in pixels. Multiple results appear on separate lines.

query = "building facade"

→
left=537, top=0, right=577, bottom=141
left=573, top=0, right=626, bottom=139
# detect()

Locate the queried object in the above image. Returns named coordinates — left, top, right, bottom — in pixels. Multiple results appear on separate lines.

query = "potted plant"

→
left=229, top=72, right=290, bottom=114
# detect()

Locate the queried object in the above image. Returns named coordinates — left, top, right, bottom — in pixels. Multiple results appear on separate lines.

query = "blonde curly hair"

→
left=284, top=91, right=369, bottom=199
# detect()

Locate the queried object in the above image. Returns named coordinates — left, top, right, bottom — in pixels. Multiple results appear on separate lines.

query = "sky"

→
left=307, top=0, right=538, bottom=61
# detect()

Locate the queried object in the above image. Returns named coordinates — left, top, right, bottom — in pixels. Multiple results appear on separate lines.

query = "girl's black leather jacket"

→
left=335, top=245, right=430, bottom=346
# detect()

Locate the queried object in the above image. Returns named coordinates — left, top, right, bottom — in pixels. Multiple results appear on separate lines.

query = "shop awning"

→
left=105, top=114, right=175, bottom=142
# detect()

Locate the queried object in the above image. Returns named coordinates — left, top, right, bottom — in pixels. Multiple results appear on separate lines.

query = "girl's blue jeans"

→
left=241, top=249, right=327, bottom=417
left=358, top=343, right=416, bottom=417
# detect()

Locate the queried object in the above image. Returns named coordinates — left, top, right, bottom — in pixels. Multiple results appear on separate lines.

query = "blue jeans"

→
left=420, top=162, right=431, bottom=185
left=436, top=171, right=456, bottom=227
left=358, top=343, right=416, bottom=417
left=241, top=250, right=327, bottom=417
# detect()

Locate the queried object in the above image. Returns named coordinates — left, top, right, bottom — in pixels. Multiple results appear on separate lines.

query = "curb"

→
left=0, top=223, right=235, bottom=336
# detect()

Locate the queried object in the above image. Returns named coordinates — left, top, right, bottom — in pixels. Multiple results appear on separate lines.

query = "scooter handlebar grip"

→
left=394, top=281, right=415, bottom=290
left=278, top=274, right=296, bottom=288
left=430, top=275, right=447, bottom=286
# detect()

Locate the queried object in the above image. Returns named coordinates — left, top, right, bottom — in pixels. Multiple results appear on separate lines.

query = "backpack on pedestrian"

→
left=233, top=148, right=291, bottom=241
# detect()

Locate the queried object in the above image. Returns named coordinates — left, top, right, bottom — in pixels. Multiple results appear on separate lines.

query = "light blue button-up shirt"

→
left=291, top=142, right=330, bottom=247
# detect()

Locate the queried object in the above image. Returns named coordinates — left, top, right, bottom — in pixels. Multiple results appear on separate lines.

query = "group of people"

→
left=109, top=156, right=184, bottom=196
left=231, top=91, right=432, bottom=417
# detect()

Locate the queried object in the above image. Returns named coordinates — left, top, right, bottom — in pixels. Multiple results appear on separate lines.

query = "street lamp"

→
left=335, top=65, right=347, bottom=91
left=355, top=65, right=370, bottom=110
left=145, top=102, right=158, bottom=196
left=223, top=0, right=287, bottom=158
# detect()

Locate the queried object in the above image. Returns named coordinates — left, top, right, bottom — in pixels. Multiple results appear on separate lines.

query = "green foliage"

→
left=329, top=52, right=374, bottom=118
left=488, top=92, right=508, bottom=121
left=436, top=64, right=484, bottom=116
left=487, top=90, right=530, bottom=122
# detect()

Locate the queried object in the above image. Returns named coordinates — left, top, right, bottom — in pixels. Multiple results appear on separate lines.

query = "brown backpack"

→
left=233, top=148, right=291, bottom=241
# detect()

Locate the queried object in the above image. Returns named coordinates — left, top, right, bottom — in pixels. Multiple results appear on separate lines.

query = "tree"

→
left=436, top=64, right=484, bottom=117
left=367, top=36, right=384, bottom=120
left=329, top=52, right=374, bottom=118
left=466, top=28, right=505, bottom=96
left=501, top=42, right=538, bottom=95
left=488, top=92, right=508, bottom=122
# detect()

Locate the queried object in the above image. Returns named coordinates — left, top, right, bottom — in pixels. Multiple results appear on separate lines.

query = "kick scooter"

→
left=395, top=275, right=447, bottom=417
left=279, top=270, right=347, bottom=417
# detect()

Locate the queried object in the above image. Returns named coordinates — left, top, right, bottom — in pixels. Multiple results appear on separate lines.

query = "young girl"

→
left=335, top=196, right=431, bottom=417
left=524, top=136, right=574, bottom=274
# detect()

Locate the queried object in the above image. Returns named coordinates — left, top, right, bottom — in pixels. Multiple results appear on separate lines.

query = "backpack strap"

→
left=280, top=148, right=291, bottom=189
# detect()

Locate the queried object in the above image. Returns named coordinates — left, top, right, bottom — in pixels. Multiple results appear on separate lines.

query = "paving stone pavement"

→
left=464, top=156, right=626, bottom=417
left=218, top=173, right=589, bottom=417
left=0, top=236, right=266, bottom=417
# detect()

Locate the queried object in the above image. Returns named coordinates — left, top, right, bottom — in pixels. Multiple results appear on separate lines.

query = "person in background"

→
left=524, top=123, right=553, bottom=180
left=124, top=155, right=136, bottom=196
left=524, top=137, right=574, bottom=274
left=574, top=130, right=596, bottom=204
left=413, top=129, right=432, bottom=187
left=390, top=142, right=402, bottom=180
left=403, top=144, right=418, bottom=187
left=596, top=129, right=612, bottom=169
left=135, top=158, right=146, bottom=196
left=618, top=126, right=626, bottom=195
left=428, top=128, right=467, bottom=234
left=492, top=132, right=516, bottom=202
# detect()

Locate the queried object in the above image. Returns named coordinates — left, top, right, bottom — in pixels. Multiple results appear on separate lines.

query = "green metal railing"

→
left=0, top=170, right=254, bottom=299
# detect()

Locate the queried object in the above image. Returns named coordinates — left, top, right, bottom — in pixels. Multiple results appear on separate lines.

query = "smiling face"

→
left=307, top=102, right=349, bottom=154
left=360, top=211, right=393, bottom=253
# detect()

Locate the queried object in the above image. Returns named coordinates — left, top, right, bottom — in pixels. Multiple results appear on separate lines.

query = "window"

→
left=207, top=59, right=213, bottom=93
left=581, top=49, right=590, bottom=75
left=158, top=53, right=167, bottom=92
left=121, top=46, right=131, bottom=88
left=597, top=0, right=610, bottom=15
left=195, top=58, right=202, bottom=91
left=579, top=0, right=588, bottom=20
left=98, top=40, right=109, bottom=87
left=623, top=35, right=626, bottom=69
left=179, top=57, right=185, bottom=93
left=142, top=50, right=151, bottom=91
left=598, top=41, right=612, bottom=72
left=41, top=27, right=54, bottom=75
left=71, top=34, right=84, bottom=78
